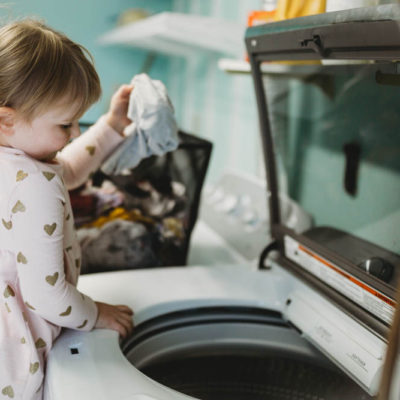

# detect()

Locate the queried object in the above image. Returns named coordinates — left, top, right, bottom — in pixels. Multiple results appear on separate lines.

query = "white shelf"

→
left=218, top=58, right=395, bottom=76
left=98, top=12, right=245, bottom=58
left=218, top=58, right=251, bottom=73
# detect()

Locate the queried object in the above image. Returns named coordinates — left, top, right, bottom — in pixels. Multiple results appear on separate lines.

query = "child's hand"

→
left=94, top=301, right=134, bottom=338
left=106, top=84, right=134, bottom=136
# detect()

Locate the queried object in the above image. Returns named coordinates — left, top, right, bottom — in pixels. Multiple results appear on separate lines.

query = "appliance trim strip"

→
left=248, top=56, right=281, bottom=228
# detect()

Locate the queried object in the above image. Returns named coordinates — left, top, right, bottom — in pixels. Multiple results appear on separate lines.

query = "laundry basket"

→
left=71, top=129, right=212, bottom=274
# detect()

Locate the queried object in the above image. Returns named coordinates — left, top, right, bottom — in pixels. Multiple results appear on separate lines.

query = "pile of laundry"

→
left=71, top=175, right=188, bottom=274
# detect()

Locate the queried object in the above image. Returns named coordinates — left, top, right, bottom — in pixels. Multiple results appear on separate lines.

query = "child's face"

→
left=11, top=99, right=81, bottom=161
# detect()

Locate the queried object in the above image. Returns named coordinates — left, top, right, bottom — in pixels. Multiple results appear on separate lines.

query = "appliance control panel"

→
left=200, top=171, right=312, bottom=261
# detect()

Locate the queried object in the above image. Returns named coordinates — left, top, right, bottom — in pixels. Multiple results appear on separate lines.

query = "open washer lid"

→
left=245, top=4, right=400, bottom=396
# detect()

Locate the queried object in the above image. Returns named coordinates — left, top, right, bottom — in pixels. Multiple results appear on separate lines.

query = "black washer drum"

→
left=122, top=307, right=372, bottom=400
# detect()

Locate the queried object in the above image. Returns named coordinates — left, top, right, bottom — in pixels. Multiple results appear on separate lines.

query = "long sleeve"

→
left=57, top=116, right=124, bottom=190
left=9, top=170, right=97, bottom=330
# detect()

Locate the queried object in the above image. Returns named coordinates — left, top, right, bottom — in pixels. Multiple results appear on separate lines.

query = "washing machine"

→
left=44, top=261, right=381, bottom=400
left=43, top=176, right=395, bottom=398
left=44, top=5, right=400, bottom=400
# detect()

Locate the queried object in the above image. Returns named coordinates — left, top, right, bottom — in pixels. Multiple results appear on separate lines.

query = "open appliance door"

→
left=246, top=4, right=400, bottom=397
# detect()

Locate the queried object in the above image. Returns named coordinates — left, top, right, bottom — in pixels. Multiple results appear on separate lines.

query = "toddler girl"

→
left=0, top=19, right=134, bottom=399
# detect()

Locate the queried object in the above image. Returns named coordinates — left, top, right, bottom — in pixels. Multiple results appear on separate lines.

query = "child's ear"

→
left=0, top=107, right=16, bottom=136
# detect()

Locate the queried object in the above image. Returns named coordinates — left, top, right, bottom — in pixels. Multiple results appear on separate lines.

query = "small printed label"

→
left=284, top=235, right=395, bottom=324
left=348, top=352, right=368, bottom=372
left=315, top=325, right=333, bottom=344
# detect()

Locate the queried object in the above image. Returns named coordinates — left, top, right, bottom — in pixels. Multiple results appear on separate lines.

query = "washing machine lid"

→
left=245, top=5, right=400, bottom=62
left=245, top=6, right=400, bottom=395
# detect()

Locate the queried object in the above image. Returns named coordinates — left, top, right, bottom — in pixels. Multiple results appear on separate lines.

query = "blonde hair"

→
left=0, top=18, right=101, bottom=121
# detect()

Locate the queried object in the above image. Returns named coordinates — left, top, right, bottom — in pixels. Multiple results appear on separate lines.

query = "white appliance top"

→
left=45, top=263, right=387, bottom=399
left=45, top=264, right=293, bottom=400
left=76, top=264, right=292, bottom=325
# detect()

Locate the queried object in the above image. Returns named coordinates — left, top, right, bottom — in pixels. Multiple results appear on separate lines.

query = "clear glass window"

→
left=263, top=64, right=400, bottom=257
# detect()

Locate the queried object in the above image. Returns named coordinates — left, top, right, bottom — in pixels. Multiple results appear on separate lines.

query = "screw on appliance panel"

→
left=286, top=299, right=292, bottom=306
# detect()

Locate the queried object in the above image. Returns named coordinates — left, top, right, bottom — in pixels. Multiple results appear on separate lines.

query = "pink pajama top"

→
left=0, top=117, right=124, bottom=399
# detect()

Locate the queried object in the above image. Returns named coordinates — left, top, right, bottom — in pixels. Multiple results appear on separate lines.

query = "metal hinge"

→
left=300, top=35, right=326, bottom=57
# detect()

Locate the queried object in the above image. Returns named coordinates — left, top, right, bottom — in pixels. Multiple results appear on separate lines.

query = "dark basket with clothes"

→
left=70, top=130, right=212, bottom=274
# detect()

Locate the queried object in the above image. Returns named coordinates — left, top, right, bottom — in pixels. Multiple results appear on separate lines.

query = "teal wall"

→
left=168, top=0, right=264, bottom=183
left=0, top=0, right=173, bottom=122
